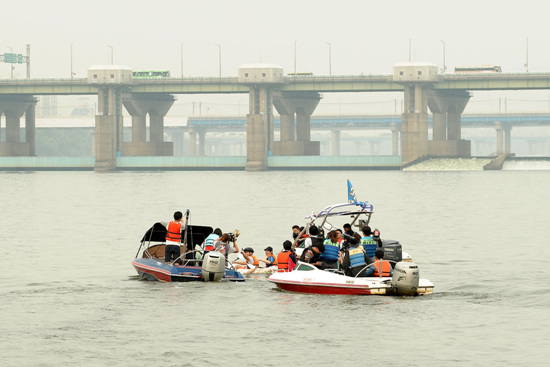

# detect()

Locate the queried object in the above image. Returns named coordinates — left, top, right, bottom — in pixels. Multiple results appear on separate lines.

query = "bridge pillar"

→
left=0, top=95, right=36, bottom=156
left=189, top=129, right=197, bottom=156
left=245, top=85, right=275, bottom=171
left=504, top=123, right=512, bottom=154
left=94, top=86, right=124, bottom=171
left=401, top=84, right=429, bottom=163
left=121, top=93, right=175, bottom=156
left=427, top=90, right=471, bottom=157
left=331, top=130, right=340, bottom=156
left=198, top=129, right=206, bottom=156
left=390, top=122, right=400, bottom=155
left=272, top=91, right=321, bottom=156
left=495, top=121, right=512, bottom=155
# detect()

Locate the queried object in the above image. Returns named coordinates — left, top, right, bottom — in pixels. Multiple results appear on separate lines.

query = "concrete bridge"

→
left=2, top=62, right=550, bottom=170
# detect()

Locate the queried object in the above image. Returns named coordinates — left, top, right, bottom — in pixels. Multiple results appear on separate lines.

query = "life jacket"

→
left=204, top=233, right=218, bottom=251
left=277, top=251, right=293, bottom=272
left=166, top=221, right=182, bottom=243
left=360, top=236, right=378, bottom=258
left=373, top=259, right=392, bottom=277
left=348, top=247, right=367, bottom=268
left=322, top=239, right=340, bottom=262
left=265, top=255, right=277, bottom=267
left=250, top=255, right=260, bottom=267
left=300, top=247, right=320, bottom=264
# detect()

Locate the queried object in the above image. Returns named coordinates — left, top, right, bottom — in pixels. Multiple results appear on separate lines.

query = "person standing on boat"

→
left=343, top=223, right=354, bottom=237
left=321, top=230, right=340, bottom=270
left=258, top=246, right=277, bottom=268
left=340, top=235, right=371, bottom=277
left=160, top=211, right=186, bottom=265
left=214, top=233, right=239, bottom=259
left=360, top=226, right=378, bottom=258
left=277, top=240, right=297, bottom=272
left=300, top=227, right=325, bottom=268
left=365, top=249, right=393, bottom=277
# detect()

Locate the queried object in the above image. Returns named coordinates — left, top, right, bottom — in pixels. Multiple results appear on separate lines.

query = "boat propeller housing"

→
left=391, top=261, right=420, bottom=296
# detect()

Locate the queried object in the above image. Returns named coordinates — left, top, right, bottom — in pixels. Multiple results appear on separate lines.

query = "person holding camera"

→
left=340, top=233, right=372, bottom=277
left=214, top=232, right=239, bottom=259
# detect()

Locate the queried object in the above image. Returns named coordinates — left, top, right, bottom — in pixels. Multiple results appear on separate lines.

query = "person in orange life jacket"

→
left=365, top=248, right=393, bottom=277
left=277, top=240, right=297, bottom=272
left=293, top=225, right=309, bottom=248
left=159, top=211, right=185, bottom=265
left=233, top=247, right=259, bottom=270
left=321, top=230, right=340, bottom=270
left=340, top=234, right=372, bottom=277
left=360, top=226, right=378, bottom=258
left=258, top=246, right=277, bottom=268
left=214, top=233, right=239, bottom=259
left=204, top=228, right=222, bottom=252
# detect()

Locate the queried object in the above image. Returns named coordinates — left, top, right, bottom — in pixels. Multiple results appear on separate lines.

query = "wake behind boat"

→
left=267, top=180, right=434, bottom=296
left=131, top=211, right=244, bottom=282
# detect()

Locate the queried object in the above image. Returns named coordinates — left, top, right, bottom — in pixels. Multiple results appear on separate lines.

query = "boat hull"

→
left=132, top=258, right=244, bottom=282
left=267, top=267, right=433, bottom=296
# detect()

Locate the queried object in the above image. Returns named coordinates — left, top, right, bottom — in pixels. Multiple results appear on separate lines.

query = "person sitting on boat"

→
left=340, top=234, right=371, bottom=277
left=277, top=240, right=297, bottom=272
left=258, top=246, right=278, bottom=268
left=214, top=233, right=239, bottom=259
left=300, top=236, right=325, bottom=268
left=233, top=247, right=259, bottom=270
left=204, top=228, right=222, bottom=253
left=360, top=226, right=378, bottom=258
left=365, top=249, right=393, bottom=277
left=159, top=211, right=186, bottom=265
left=321, top=230, right=340, bottom=270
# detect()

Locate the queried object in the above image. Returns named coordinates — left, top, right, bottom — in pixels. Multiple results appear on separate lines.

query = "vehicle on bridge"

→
left=132, top=70, right=171, bottom=78
left=454, top=65, right=502, bottom=73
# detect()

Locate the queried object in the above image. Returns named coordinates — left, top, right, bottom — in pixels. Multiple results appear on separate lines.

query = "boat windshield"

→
left=295, top=263, right=316, bottom=271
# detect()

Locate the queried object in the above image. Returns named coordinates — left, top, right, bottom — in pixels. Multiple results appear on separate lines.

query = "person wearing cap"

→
left=258, top=246, right=278, bottom=268
left=232, top=247, right=259, bottom=270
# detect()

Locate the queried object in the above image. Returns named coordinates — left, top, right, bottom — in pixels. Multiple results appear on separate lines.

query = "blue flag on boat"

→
left=347, top=180, right=373, bottom=211
left=347, top=180, right=358, bottom=204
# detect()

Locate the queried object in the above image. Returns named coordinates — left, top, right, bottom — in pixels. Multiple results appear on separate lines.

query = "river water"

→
left=1, top=169, right=549, bottom=366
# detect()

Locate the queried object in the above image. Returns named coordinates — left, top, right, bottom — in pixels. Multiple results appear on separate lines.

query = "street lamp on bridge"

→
left=325, top=42, right=332, bottom=76
left=440, top=40, right=446, bottom=73
left=294, top=40, right=297, bottom=75
left=107, top=45, right=113, bottom=65
left=215, top=44, right=221, bottom=77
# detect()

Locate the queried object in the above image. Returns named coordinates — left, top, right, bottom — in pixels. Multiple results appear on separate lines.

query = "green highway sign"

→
left=3, top=53, right=24, bottom=63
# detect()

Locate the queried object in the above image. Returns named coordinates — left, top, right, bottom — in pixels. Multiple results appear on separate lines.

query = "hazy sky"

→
left=2, top=0, right=550, bottom=114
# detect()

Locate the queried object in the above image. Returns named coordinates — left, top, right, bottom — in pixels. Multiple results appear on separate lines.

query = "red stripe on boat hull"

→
left=273, top=281, right=373, bottom=295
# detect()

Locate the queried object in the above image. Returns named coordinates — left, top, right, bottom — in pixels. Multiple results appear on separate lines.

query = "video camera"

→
left=341, top=233, right=358, bottom=250
left=229, top=229, right=240, bottom=242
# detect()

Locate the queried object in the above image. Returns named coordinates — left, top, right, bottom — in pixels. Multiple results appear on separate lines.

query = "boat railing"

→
left=173, top=249, right=204, bottom=267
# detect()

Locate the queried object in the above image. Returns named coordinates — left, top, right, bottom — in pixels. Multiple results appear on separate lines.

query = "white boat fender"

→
left=201, top=251, right=226, bottom=282
left=390, top=261, right=420, bottom=296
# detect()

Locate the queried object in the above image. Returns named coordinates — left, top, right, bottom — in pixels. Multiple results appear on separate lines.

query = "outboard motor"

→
left=201, top=251, right=225, bottom=282
left=390, top=261, right=420, bottom=296
left=381, top=240, right=403, bottom=267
